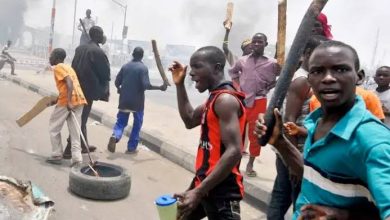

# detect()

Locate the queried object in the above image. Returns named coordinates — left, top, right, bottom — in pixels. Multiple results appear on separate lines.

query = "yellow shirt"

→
left=309, top=86, right=385, bottom=120
left=53, top=63, right=87, bottom=106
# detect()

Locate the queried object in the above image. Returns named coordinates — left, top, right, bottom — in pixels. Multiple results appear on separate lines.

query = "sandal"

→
left=246, top=170, right=257, bottom=177
left=46, top=156, right=62, bottom=165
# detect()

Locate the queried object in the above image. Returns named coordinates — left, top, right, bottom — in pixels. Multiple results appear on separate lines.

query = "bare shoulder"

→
left=214, top=93, right=241, bottom=117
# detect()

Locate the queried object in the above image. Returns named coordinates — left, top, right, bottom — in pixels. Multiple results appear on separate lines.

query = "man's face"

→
left=7, top=41, right=11, bottom=47
left=308, top=46, right=358, bottom=110
left=189, top=52, right=214, bottom=93
left=49, top=53, right=56, bottom=66
left=374, top=68, right=390, bottom=87
left=251, top=35, right=267, bottom=55
left=95, top=29, right=104, bottom=44
left=86, top=10, right=91, bottom=17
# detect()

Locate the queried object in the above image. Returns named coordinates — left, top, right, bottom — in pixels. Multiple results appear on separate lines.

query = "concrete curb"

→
left=1, top=73, right=270, bottom=209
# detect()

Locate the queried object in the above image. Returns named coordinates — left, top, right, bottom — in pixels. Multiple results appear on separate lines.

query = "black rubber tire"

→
left=69, top=162, right=131, bottom=200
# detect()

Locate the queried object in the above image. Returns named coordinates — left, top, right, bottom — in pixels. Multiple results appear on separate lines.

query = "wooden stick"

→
left=151, top=40, right=171, bottom=86
left=79, top=18, right=91, bottom=41
left=276, top=0, right=287, bottom=65
left=258, top=0, right=328, bottom=146
left=16, top=96, right=57, bottom=127
left=224, top=2, right=234, bottom=29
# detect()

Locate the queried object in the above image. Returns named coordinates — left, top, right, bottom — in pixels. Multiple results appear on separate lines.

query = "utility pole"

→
left=48, top=0, right=56, bottom=55
left=112, top=0, right=128, bottom=39
left=370, top=28, right=380, bottom=71
left=72, top=0, right=78, bottom=46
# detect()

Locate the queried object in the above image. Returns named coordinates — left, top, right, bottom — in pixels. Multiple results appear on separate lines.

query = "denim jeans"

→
left=186, top=197, right=241, bottom=220
left=112, top=110, right=144, bottom=150
left=267, top=156, right=301, bottom=220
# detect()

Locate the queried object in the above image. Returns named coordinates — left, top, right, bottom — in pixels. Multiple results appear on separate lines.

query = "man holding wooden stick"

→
left=221, top=2, right=252, bottom=67
left=229, top=33, right=280, bottom=177
left=78, top=9, right=95, bottom=46
left=256, top=41, right=390, bottom=220
left=107, top=47, right=167, bottom=154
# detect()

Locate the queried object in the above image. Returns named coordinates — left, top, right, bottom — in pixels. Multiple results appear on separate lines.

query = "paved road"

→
left=0, top=79, right=266, bottom=219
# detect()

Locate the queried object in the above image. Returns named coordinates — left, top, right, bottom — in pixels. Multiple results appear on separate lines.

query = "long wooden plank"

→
left=224, top=2, right=234, bottom=29
left=151, top=39, right=171, bottom=86
left=16, top=96, right=57, bottom=127
left=276, top=0, right=287, bottom=65
left=258, top=0, right=329, bottom=145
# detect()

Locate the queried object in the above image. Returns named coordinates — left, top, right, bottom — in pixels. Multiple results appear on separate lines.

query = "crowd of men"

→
left=2, top=7, right=389, bottom=220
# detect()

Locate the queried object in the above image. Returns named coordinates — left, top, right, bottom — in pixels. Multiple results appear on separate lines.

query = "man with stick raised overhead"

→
left=229, top=33, right=280, bottom=177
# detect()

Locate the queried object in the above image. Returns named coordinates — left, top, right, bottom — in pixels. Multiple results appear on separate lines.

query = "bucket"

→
left=155, top=195, right=177, bottom=220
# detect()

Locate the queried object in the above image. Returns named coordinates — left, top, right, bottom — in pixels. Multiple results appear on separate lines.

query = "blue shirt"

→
left=115, top=60, right=153, bottom=112
left=293, top=96, right=390, bottom=220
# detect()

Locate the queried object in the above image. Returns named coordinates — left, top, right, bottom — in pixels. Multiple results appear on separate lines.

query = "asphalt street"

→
left=0, top=78, right=265, bottom=219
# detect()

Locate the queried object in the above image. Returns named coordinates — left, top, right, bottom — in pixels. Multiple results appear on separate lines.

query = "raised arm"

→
left=169, top=61, right=203, bottom=129
left=222, top=21, right=235, bottom=66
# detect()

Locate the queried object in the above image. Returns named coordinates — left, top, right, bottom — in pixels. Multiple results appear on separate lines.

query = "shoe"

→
left=11, top=73, right=16, bottom=75
left=46, top=156, right=62, bottom=165
left=82, top=146, right=97, bottom=153
left=125, top=149, right=139, bottom=154
left=62, top=153, right=72, bottom=159
left=63, top=143, right=72, bottom=159
left=107, top=136, right=117, bottom=153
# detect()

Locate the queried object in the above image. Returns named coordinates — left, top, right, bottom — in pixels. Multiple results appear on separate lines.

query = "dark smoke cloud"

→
left=0, top=0, right=27, bottom=44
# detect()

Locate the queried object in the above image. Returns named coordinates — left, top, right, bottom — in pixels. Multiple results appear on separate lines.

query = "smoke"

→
left=180, top=0, right=277, bottom=55
left=0, top=0, right=27, bottom=44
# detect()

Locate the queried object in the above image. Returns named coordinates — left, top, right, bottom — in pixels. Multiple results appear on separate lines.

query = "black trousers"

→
left=267, top=156, right=301, bottom=220
left=185, top=197, right=241, bottom=220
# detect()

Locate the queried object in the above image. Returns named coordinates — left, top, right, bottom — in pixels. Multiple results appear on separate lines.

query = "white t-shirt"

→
left=79, top=17, right=95, bottom=33
left=375, top=89, right=390, bottom=127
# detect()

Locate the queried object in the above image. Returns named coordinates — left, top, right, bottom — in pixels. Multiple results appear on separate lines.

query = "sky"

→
left=18, top=0, right=390, bottom=73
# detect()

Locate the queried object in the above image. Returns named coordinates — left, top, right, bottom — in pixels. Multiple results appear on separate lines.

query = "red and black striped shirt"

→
left=192, top=84, right=246, bottom=200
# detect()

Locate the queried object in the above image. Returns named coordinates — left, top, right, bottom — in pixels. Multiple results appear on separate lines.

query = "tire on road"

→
left=69, top=162, right=131, bottom=200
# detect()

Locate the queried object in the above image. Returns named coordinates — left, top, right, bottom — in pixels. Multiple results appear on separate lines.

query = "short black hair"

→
left=252, top=33, right=268, bottom=42
left=304, top=35, right=328, bottom=53
left=132, top=47, right=144, bottom=59
left=314, top=40, right=360, bottom=71
left=52, top=48, right=66, bottom=61
left=89, top=26, right=103, bottom=40
left=195, top=46, right=226, bottom=69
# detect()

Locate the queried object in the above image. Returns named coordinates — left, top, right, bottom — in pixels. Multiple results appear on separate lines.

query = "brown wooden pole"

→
left=259, top=0, right=328, bottom=146
left=224, top=2, right=234, bottom=29
left=276, top=0, right=287, bottom=65
left=151, top=40, right=171, bottom=86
